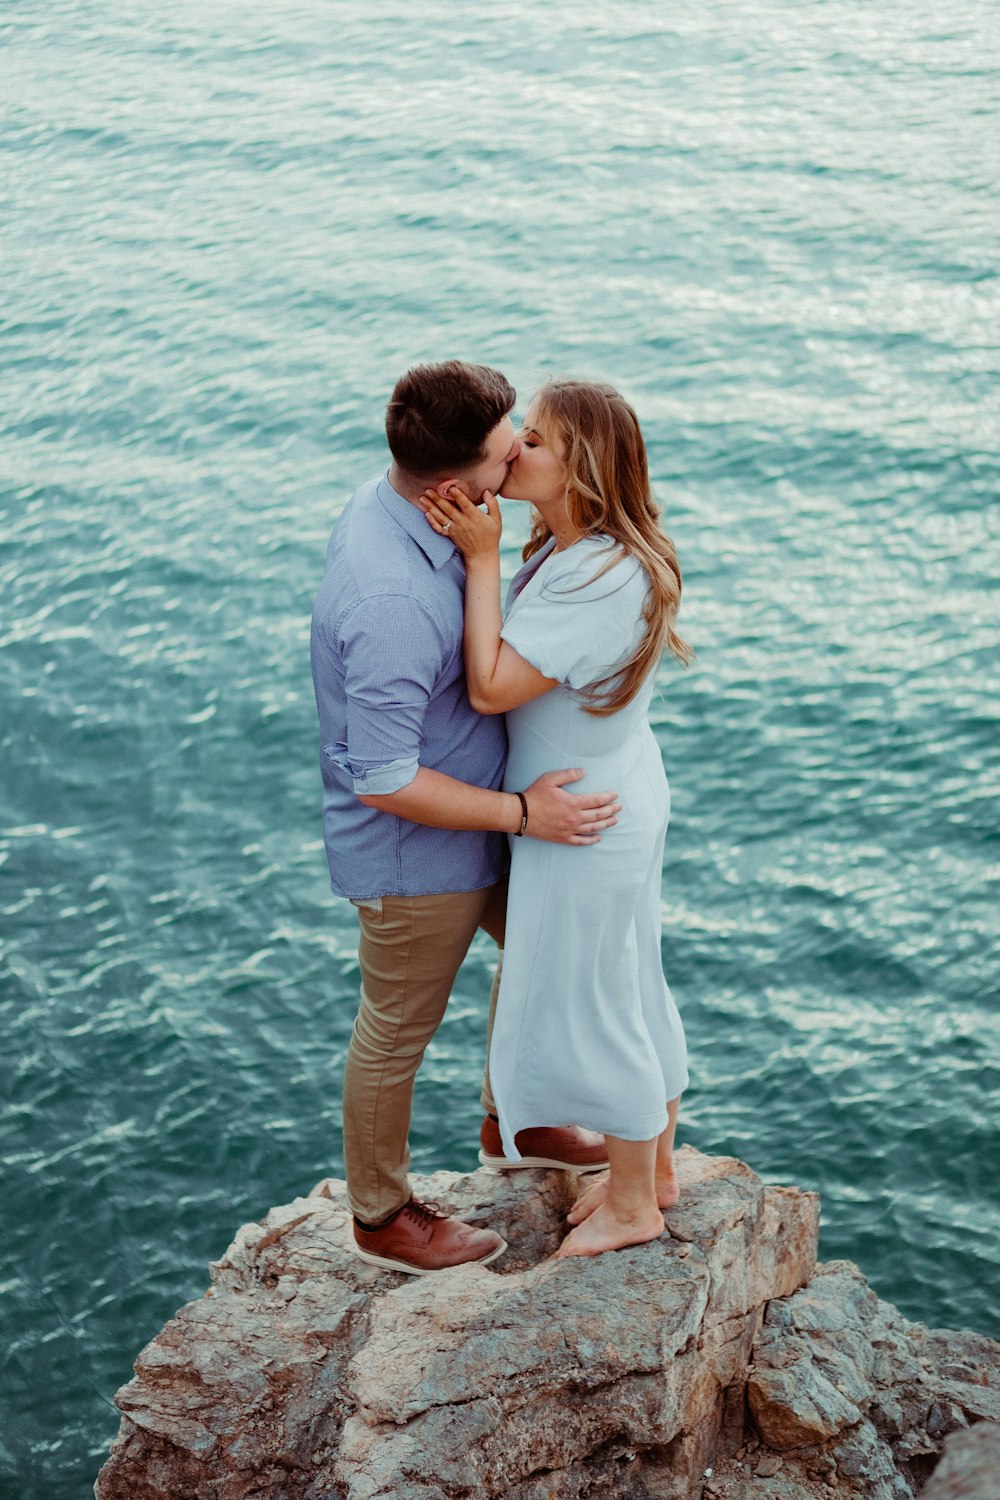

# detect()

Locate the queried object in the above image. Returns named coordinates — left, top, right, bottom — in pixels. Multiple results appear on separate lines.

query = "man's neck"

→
left=387, top=462, right=428, bottom=505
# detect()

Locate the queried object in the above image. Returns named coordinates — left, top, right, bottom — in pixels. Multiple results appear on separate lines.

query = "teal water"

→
left=2, top=2, right=998, bottom=1494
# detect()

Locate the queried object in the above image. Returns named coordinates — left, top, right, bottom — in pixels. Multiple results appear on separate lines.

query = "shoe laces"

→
left=402, top=1198, right=444, bottom=1228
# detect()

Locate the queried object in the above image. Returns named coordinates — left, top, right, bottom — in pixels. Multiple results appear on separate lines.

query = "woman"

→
left=421, top=380, right=692, bottom=1258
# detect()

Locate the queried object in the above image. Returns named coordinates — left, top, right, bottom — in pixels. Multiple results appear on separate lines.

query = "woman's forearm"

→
left=463, top=553, right=505, bottom=703
left=419, top=488, right=555, bottom=713
left=463, top=553, right=560, bottom=714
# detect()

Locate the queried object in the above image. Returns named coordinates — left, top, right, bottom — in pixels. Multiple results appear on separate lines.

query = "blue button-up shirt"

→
left=310, top=473, right=509, bottom=899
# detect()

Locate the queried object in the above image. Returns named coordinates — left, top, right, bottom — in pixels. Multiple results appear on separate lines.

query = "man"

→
left=310, top=360, right=615, bottom=1275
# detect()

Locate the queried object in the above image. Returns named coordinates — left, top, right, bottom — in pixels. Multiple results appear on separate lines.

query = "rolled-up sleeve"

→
left=339, top=594, right=450, bottom=795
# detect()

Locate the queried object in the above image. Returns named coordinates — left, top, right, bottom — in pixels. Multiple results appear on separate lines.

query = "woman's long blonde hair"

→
left=524, top=380, right=693, bottom=715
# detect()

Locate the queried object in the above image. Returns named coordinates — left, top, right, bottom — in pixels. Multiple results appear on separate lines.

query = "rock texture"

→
left=94, top=1147, right=999, bottom=1500
left=703, top=1259, right=1000, bottom=1500
left=921, top=1422, right=1000, bottom=1500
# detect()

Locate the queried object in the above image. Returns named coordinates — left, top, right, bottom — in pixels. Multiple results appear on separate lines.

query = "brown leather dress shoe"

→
left=352, top=1198, right=507, bottom=1275
left=479, top=1115, right=609, bottom=1172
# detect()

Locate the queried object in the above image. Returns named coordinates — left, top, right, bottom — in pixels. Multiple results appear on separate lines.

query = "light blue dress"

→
left=490, top=534, right=689, bottom=1159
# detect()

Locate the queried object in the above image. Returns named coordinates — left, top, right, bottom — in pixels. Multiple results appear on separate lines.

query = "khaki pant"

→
left=343, top=879, right=507, bottom=1224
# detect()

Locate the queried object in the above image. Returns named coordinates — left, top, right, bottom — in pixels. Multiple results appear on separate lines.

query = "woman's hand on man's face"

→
left=417, top=484, right=502, bottom=560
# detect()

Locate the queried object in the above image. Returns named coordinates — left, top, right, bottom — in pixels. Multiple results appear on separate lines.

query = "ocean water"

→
left=1, top=1, right=998, bottom=1494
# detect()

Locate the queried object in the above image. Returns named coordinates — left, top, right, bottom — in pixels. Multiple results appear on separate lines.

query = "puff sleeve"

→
left=500, top=540, right=648, bottom=691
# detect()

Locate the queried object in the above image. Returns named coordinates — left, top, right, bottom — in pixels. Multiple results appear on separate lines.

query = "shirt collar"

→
left=376, top=473, right=457, bottom=571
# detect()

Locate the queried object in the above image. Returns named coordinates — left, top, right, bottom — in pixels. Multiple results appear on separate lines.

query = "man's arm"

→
left=359, top=766, right=621, bottom=847
left=338, top=592, right=620, bottom=844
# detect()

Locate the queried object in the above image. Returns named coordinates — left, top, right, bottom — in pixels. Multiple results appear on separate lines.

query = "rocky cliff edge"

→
left=94, top=1147, right=1000, bottom=1499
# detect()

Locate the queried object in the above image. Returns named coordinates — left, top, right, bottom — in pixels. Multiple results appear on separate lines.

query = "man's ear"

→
left=439, top=478, right=471, bottom=501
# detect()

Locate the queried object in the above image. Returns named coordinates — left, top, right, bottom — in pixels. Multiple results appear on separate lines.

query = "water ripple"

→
left=2, top=1, right=999, bottom=1494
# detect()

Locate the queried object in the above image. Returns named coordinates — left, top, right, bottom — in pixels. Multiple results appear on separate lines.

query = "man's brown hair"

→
left=385, top=360, right=515, bottom=479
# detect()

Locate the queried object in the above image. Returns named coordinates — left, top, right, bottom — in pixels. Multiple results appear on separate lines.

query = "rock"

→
left=755, top=1451, right=784, bottom=1476
left=830, top=1418, right=909, bottom=1496
left=748, top=1263, right=879, bottom=1449
left=95, top=1147, right=817, bottom=1499
left=908, top=1327, right=1000, bottom=1426
left=93, top=1148, right=1000, bottom=1500
left=749, top=1360, right=863, bottom=1449
left=744, top=1261, right=999, bottom=1499
left=922, top=1422, right=1000, bottom=1499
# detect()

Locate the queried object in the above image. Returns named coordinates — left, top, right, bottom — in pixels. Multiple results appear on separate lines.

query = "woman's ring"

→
left=441, top=520, right=452, bottom=535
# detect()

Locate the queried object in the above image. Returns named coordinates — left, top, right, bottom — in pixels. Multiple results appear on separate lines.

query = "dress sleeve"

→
left=337, top=594, right=451, bottom=794
left=500, top=543, right=648, bottom=691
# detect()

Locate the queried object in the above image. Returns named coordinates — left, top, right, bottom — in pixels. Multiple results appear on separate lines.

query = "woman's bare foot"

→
left=567, top=1168, right=679, bottom=1225
left=555, top=1202, right=665, bottom=1258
